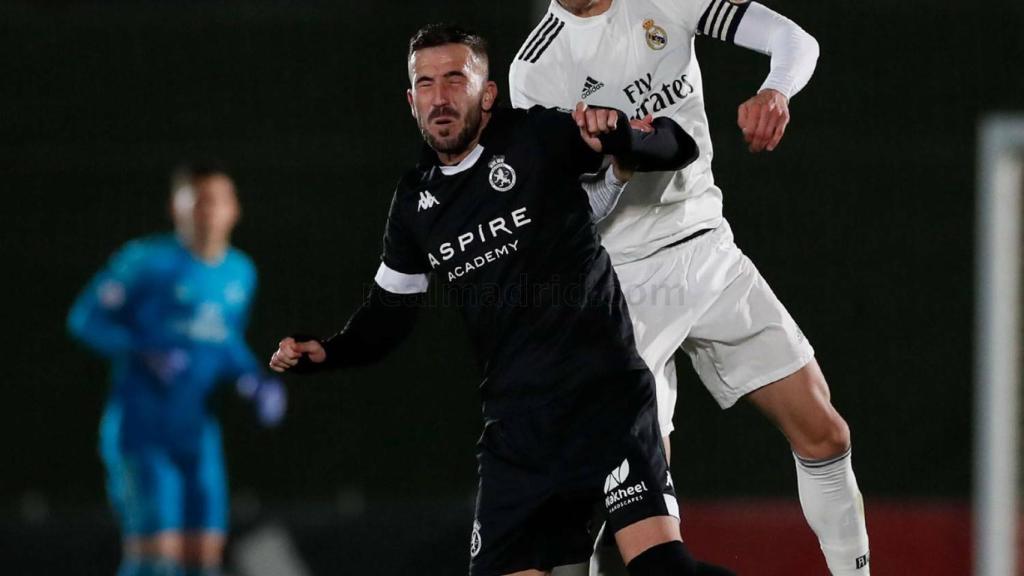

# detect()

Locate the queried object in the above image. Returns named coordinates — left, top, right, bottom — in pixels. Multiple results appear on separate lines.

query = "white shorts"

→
left=615, top=220, right=815, bottom=436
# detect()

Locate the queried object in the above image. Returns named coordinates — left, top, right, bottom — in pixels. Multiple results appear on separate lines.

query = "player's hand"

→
left=611, top=115, right=655, bottom=181
left=142, top=348, right=190, bottom=385
left=737, top=89, right=790, bottom=153
left=269, top=337, right=325, bottom=372
left=237, top=374, right=287, bottom=427
left=572, top=101, right=620, bottom=153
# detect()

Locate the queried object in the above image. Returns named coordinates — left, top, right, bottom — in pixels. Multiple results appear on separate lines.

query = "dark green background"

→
left=2, top=0, right=1020, bottom=516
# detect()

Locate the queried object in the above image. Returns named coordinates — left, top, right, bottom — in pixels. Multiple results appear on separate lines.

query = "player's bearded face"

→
left=408, top=45, right=490, bottom=156
left=418, top=95, right=483, bottom=155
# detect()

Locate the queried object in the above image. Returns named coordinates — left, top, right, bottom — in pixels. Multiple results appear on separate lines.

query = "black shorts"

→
left=468, top=368, right=677, bottom=576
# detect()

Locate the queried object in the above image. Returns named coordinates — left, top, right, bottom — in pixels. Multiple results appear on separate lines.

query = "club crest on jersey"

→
left=643, top=19, right=668, bottom=51
left=488, top=156, right=516, bottom=192
left=470, top=520, right=482, bottom=557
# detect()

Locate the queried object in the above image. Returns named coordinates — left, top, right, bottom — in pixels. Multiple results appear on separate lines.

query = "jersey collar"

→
left=549, top=0, right=622, bottom=28
left=439, top=144, right=485, bottom=176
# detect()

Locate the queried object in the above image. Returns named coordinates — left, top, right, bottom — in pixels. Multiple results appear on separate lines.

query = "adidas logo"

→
left=417, top=190, right=440, bottom=212
left=581, top=76, right=605, bottom=99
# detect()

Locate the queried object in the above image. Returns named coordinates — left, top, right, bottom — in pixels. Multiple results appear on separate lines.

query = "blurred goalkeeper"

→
left=68, top=162, right=285, bottom=576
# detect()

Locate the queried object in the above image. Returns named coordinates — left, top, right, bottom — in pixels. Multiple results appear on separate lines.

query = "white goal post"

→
left=975, top=115, right=1024, bottom=576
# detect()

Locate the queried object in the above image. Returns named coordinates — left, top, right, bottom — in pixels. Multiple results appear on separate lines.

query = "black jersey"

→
left=382, top=106, right=649, bottom=415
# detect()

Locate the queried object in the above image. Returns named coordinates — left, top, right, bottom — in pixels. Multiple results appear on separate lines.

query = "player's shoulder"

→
left=512, top=9, right=572, bottom=70
left=223, top=247, right=256, bottom=278
left=110, top=233, right=172, bottom=268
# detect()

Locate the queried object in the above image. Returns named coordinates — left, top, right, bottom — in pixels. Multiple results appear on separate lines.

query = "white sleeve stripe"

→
left=717, top=6, right=738, bottom=40
left=699, top=0, right=750, bottom=42
left=703, top=1, right=728, bottom=36
left=712, top=5, right=730, bottom=39
left=374, top=263, right=429, bottom=295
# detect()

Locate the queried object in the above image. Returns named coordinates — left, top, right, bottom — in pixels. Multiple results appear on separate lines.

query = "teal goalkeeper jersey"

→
left=69, top=234, right=260, bottom=454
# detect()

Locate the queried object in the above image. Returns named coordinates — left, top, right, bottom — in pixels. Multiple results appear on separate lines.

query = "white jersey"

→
left=510, top=0, right=750, bottom=265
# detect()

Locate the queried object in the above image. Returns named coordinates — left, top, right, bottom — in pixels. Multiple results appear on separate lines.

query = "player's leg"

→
left=114, top=451, right=187, bottom=576
left=601, top=380, right=735, bottom=576
left=681, top=221, right=869, bottom=575
left=594, top=240, right=713, bottom=576
left=181, top=421, right=229, bottom=576
left=745, top=360, right=870, bottom=575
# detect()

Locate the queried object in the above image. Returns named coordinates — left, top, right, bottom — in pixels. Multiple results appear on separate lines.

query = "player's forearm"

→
left=294, top=283, right=422, bottom=373
left=598, top=113, right=699, bottom=172
left=734, top=3, right=819, bottom=99
left=66, top=305, right=136, bottom=358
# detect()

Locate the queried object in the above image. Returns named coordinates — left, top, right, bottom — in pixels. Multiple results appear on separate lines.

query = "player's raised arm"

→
left=572, top=102, right=698, bottom=173
left=696, top=1, right=819, bottom=152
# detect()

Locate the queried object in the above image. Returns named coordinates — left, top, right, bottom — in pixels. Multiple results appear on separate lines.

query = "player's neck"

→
left=558, top=0, right=612, bottom=18
left=183, top=234, right=229, bottom=264
left=436, top=112, right=492, bottom=166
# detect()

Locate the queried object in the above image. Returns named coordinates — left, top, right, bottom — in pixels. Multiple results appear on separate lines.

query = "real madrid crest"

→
left=643, top=19, right=668, bottom=51
left=488, top=155, right=516, bottom=192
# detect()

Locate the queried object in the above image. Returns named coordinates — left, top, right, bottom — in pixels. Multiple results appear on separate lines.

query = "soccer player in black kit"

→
left=270, top=24, right=735, bottom=576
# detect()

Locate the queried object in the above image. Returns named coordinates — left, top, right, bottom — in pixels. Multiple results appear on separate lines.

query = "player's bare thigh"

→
left=744, top=358, right=851, bottom=460
left=183, top=531, right=226, bottom=567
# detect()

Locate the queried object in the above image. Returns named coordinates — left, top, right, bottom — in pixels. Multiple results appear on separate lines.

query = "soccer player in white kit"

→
left=510, top=1, right=871, bottom=575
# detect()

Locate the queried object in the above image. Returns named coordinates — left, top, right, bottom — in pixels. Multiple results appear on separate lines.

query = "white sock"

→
left=795, top=448, right=871, bottom=575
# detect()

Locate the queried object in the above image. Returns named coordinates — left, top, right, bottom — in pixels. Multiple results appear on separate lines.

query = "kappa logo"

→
left=581, top=76, right=605, bottom=99
left=417, top=190, right=440, bottom=212
left=604, top=459, right=630, bottom=493
left=488, top=156, right=516, bottom=192
left=470, top=520, right=482, bottom=558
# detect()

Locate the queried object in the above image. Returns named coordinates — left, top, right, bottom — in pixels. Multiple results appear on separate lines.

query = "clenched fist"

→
left=269, top=337, right=326, bottom=373
left=737, top=89, right=790, bottom=153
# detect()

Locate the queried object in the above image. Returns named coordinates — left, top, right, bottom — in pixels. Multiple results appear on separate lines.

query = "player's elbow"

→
left=66, top=305, right=87, bottom=341
left=797, top=28, right=820, bottom=66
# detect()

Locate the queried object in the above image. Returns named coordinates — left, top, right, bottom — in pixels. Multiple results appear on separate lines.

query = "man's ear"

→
left=407, top=88, right=416, bottom=118
left=482, top=81, right=499, bottom=112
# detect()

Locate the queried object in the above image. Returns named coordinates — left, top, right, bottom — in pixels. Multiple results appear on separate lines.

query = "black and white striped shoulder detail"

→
left=516, top=13, right=565, bottom=64
left=696, top=0, right=751, bottom=43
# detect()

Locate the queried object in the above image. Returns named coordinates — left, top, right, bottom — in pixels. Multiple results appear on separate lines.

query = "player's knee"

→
left=625, top=541, right=697, bottom=576
left=793, top=411, right=850, bottom=460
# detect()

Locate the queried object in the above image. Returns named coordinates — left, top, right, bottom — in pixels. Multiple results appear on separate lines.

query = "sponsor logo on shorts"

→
left=470, top=520, right=482, bottom=558
left=604, top=458, right=648, bottom=513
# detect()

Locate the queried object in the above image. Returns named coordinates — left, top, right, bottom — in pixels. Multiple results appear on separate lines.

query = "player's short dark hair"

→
left=170, top=159, right=232, bottom=192
left=408, top=23, right=489, bottom=69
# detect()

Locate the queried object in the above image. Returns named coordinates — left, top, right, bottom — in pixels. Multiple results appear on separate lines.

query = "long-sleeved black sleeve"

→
left=597, top=112, right=699, bottom=172
left=291, top=283, right=423, bottom=373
